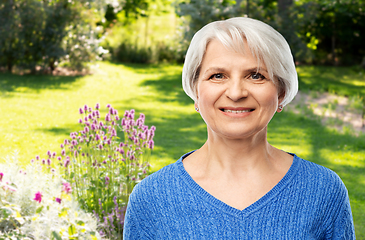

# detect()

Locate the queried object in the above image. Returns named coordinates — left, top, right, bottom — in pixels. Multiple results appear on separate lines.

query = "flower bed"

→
left=0, top=104, right=155, bottom=239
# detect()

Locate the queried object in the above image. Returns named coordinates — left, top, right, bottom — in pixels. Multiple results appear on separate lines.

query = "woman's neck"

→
left=184, top=127, right=289, bottom=181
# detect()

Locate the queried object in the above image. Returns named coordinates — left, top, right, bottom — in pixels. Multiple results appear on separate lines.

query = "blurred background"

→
left=1, top=0, right=364, bottom=71
left=0, top=0, right=364, bottom=237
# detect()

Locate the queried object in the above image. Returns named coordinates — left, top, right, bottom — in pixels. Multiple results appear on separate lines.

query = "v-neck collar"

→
left=175, top=151, right=300, bottom=218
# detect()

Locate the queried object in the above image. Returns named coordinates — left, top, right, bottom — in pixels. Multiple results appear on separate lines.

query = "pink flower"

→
left=62, top=182, right=72, bottom=194
left=55, top=197, right=62, bottom=204
left=34, top=191, right=42, bottom=203
left=0, top=172, right=3, bottom=182
left=2, top=183, right=17, bottom=192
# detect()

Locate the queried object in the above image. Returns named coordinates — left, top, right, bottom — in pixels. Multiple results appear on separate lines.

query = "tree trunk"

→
left=7, top=56, right=13, bottom=73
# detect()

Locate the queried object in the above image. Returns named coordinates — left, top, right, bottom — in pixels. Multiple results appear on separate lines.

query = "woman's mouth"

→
left=220, top=108, right=254, bottom=113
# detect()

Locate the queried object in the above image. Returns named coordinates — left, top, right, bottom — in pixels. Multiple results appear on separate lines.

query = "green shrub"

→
left=0, top=0, right=107, bottom=73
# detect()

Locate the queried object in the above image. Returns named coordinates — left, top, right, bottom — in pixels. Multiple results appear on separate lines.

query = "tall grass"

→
left=0, top=62, right=364, bottom=238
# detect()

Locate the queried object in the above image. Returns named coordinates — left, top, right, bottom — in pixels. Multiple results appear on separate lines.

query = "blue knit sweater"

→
left=123, top=152, right=355, bottom=239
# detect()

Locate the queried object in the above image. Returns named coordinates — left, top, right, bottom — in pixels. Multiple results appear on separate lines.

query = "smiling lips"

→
left=220, top=108, right=254, bottom=114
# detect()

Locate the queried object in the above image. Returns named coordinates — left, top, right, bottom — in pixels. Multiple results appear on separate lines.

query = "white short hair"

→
left=182, top=17, right=298, bottom=107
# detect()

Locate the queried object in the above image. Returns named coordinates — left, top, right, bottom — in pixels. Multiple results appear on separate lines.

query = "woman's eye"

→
left=250, top=73, right=266, bottom=80
left=209, top=73, right=224, bottom=80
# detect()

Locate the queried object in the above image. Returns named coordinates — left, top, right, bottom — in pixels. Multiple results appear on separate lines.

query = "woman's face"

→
left=195, top=39, right=282, bottom=140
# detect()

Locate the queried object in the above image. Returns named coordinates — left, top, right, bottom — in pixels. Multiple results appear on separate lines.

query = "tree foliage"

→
left=176, top=0, right=243, bottom=48
left=0, top=0, right=107, bottom=73
left=175, top=0, right=365, bottom=66
left=294, top=0, right=365, bottom=65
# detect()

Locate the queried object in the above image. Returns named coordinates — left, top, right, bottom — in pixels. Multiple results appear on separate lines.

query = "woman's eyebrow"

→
left=244, top=67, right=269, bottom=73
left=203, top=67, right=227, bottom=74
left=204, top=67, right=268, bottom=74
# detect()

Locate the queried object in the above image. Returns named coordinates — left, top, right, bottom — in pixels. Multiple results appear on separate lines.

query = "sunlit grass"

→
left=0, top=62, right=364, bottom=237
left=297, top=65, right=365, bottom=96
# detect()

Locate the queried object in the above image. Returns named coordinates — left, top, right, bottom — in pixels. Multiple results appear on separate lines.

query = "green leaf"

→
left=68, top=223, right=76, bottom=235
left=36, top=205, right=44, bottom=214
left=76, top=220, right=85, bottom=226
left=59, top=208, right=69, bottom=218
left=51, top=231, right=62, bottom=240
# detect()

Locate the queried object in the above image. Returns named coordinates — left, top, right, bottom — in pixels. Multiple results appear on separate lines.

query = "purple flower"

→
left=84, top=126, right=90, bottom=133
left=34, top=191, right=42, bottom=203
left=95, top=134, right=100, bottom=141
left=55, top=197, right=62, bottom=204
left=47, top=159, right=51, bottom=166
left=62, top=182, right=72, bottom=194
left=0, top=173, right=3, bottom=182
left=84, top=104, right=88, bottom=111
left=78, top=119, right=83, bottom=124
left=105, top=176, right=110, bottom=185
left=106, top=104, right=111, bottom=108
left=79, top=108, right=84, bottom=114
left=95, top=103, right=100, bottom=110
left=61, top=149, right=66, bottom=156
left=148, top=140, right=154, bottom=149
left=64, top=158, right=70, bottom=168
left=105, top=114, right=111, bottom=122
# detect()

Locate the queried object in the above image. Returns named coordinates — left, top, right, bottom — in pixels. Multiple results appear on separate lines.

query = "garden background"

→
left=0, top=0, right=365, bottom=238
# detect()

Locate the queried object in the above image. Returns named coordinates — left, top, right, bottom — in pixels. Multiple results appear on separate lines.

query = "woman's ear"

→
left=194, top=102, right=199, bottom=112
left=277, top=90, right=285, bottom=113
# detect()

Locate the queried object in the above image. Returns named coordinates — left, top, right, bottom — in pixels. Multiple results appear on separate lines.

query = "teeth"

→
left=224, top=109, right=251, bottom=113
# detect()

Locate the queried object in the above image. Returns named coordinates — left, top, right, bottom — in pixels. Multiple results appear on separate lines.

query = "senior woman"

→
left=123, top=17, right=355, bottom=239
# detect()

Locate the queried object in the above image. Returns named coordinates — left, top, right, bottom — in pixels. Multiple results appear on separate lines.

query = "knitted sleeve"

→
left=330, top=196, right=356, bottom=239
left=324, top=174, right=356, bottom=239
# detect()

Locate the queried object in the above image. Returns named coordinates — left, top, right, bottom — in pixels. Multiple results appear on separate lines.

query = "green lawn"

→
left=0, top=62, right=364, bottom=238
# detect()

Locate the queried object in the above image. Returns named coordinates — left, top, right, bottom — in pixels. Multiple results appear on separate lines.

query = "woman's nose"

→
left=225, top=79, right=248, bottom=101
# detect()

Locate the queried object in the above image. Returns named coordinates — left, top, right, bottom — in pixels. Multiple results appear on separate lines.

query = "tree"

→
left=176, top=0, right=244, bottom=52
left=294, top=0, right=365, bottom=65
left=0, top=0, right=108, bottom=73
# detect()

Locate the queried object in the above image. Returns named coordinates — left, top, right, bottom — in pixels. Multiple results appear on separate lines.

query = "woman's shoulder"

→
left=130, top=152, right=192, bottom=200
left=132, top=161, right=179, bottom=194
left=293, top=154, right=348, bottom=198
